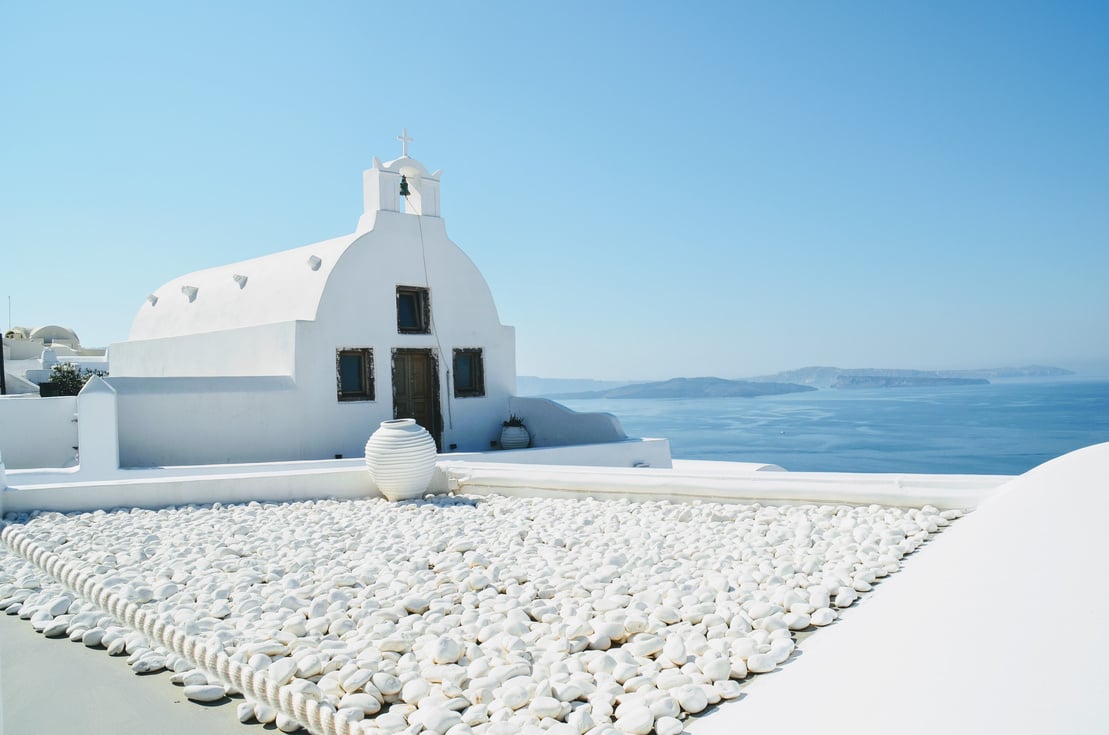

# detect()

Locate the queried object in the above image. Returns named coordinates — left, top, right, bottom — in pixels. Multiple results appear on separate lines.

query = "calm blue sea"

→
left=559, top=378, right=1109, bottom=475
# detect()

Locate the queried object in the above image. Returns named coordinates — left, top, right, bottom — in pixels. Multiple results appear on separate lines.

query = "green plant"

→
left=48, top=363, right=107, bottom=396
left=502, top=413, right=526, bottom=428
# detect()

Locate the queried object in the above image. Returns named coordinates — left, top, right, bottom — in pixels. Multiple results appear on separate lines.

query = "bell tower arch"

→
left=357, top=129, right=442, bottom=232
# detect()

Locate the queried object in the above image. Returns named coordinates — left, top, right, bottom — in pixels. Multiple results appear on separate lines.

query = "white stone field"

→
left=0, top=495, right=960, bottom=735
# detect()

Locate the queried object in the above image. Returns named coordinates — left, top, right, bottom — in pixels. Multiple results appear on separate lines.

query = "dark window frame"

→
left=396, top=286, right=431, bottom=334
left=337, top=348, right=375, bottom=402
left=452, top=347, right=485, bottom=398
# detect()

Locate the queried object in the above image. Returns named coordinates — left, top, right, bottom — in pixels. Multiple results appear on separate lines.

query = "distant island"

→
left=521, top=365, right=1074, bottom=399
left=747, top=365, right=1074, bottom=389
left=832, top=375, right=988, bottom=389
left=542, top=377, right=817, bottom=400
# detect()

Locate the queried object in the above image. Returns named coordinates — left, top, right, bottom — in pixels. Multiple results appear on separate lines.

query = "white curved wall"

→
left=508, top=396, right=628, bottom=447
left=690, top=441, right=1109, bottom=735
left=128, top=234, right=354, bottom=341
left=309, top=212, right=517, bottom=453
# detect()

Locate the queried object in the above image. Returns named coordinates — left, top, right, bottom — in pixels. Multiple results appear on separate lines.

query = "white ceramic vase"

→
left=364, top=418, right=438, bottom=501
left=500, top=425, right=530, bottom=450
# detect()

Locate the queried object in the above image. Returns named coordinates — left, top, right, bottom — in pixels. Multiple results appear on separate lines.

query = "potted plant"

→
left=500, top=414, right=530, bottom=449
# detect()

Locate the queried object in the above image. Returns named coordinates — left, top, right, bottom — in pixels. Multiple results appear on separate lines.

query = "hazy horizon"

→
left=520, top=361, right=1109, bottom=385
left=3, top=2, right=1107, bottom=380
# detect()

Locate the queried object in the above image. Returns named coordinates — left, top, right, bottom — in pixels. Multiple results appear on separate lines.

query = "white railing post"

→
left=76, top=376, right=120, bottom=474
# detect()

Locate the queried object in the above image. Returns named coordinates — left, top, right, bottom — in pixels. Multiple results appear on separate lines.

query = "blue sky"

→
left=2, top=1, right=1107, bottom=379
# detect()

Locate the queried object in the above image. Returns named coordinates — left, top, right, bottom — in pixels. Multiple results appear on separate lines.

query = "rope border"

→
left=1, top=522, right=354, bottom=735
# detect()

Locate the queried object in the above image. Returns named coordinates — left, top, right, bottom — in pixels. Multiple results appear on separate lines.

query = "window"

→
left=396, top=286, right=430, bottom=334
left=337, top=348, right=374, bottom=401
left=453, top=348, right=485, bottom=398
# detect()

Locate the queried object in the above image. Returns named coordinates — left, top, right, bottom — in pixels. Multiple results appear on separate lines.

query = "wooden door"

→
left=392, top=349, right=441, bottom=448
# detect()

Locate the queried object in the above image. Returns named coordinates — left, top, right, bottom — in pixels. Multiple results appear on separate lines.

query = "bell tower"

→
left=357, top=129, right=442, bottom=232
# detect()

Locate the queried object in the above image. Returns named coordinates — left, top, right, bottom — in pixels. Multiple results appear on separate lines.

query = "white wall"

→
left=4, top=338, right=46, bottom=360
left=439, top=438, right=672, bottom=472
left=0, top=396, right=78, bottom=469
left=508, top=397, right=628, bottom=447
left=111, top=376, right=310, bottom=466
left=110, top=321, right=297, bottom=377
left=308, top=212, right=518, bottom=453
left=3, top=443, right=1010, bottom=517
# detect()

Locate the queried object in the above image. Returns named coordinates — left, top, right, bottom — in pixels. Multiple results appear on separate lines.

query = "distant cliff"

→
left=749, top=365, right=1073, bottom=389
left=833, top=375, right=989, bottom=389
left=547, top=377, right=817, bottom=400
left=525, top=365, right=1075, bottom=398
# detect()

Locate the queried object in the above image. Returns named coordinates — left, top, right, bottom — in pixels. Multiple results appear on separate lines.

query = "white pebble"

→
left=673, top=684, right=708, bottom=714
left=413, top=707, right=462, bottom=733
left=746, top=653, right=777, bottom=674
left=267, top=657, right=298, bottom=685
left=834, top=588, right=858, bottom=608
left=613, top=703, right=654, bottom=735
left=254, top=703, right=277, bottom=724
left=716, top=680, right=743, bottom=699
left=183, top=684, right=225, bottom=702
left=529, top=696, right=563, bottom=718
left=339, top=692, right=383, bottom=715
left=236, top=701, right=256, bottom=723
left=131, top=656, right=166, bottom=674
left=275, top=713, right=301, bottom=732
left=655, top=715, right=684, bottom=735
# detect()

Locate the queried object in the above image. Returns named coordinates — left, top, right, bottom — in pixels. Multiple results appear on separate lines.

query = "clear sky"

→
left=3, top=1, right=1107, bottom=380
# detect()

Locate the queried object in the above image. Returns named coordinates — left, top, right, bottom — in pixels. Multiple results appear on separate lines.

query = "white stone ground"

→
left=0, top=495, right=959, bottom=735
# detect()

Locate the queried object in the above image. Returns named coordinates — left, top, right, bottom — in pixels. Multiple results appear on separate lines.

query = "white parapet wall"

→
left=1, top=461, right=377, bottom=515
left=0, top=439, right=670, bottom=515
left=440, top=461, right=1011, bottom=510
left=439, top=437, right=672, bottom=472
left=508, top=396, right=629, bottom=447
left=0, top=395, right=79, bottom=469
left=2, top=451, right=1011, bottom=518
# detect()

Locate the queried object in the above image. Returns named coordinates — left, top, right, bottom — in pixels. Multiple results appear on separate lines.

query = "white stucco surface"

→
left=127, top=235, right=355, bottom=341
left=0, top=395, right=78, bottom=469
left=691, top=441, right=1109, bottom=734
left=445, top=462, right=1009, bottom=510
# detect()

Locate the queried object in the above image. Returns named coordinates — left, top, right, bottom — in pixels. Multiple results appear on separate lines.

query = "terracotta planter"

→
left=364, top=418, right=438, bottom=501
left=500, top=425, right=530, bottom=450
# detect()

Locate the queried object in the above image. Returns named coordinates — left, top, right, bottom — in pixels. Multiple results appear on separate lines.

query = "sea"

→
left=558, top=377, right=1109, bottom=476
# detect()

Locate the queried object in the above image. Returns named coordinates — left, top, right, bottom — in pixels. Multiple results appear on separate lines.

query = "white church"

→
left=1, top=134, right=655, bottom=471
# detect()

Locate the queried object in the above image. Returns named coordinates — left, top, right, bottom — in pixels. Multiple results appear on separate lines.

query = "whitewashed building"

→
left=106, top=147, right=526, bottom=465
left=0, top=137, right=663, bottom=473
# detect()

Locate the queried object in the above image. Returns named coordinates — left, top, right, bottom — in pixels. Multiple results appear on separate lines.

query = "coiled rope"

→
left=1, top=522, right=352, bottom=735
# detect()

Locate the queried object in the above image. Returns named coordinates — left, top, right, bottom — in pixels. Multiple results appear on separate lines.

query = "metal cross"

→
left=397, top=128, right=413, bottom=157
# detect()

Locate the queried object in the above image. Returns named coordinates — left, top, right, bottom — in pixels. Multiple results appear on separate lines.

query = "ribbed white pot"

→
left=364, top=419, right=438, bottom=501
left=500, top=425, right=530, bottom=450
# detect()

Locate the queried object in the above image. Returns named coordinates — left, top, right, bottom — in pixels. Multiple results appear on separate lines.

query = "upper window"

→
left=397, top=286, right=430, bottom=334
left=453, top=348, right=485, bottom=398
left=337, top=348, right=374, bottom=401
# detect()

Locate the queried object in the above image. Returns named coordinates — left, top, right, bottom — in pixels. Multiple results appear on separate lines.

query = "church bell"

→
left=399, top=175, right=411, bottom=198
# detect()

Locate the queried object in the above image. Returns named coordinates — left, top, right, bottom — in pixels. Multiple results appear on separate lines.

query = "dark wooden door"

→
left=392, top=349, right=441, bottom=448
